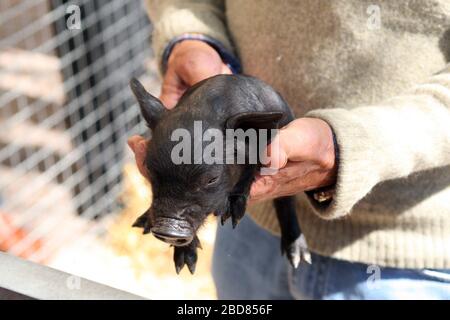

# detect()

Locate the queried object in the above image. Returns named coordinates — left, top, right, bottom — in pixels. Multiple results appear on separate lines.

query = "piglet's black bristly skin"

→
left=130, top=75, right=311, bottom=274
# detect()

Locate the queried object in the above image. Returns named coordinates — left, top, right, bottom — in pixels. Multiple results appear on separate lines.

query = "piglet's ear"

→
left=225, top=111, right=284, bottom=130
left=130, top=78, right=165, bottom=129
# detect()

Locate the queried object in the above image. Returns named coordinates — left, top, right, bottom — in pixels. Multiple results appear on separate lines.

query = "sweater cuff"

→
left=161, top=33, right=242, bottom=74
left=304, top=129, right=339, bottom=207
left=303, top=108, right=380, bottom=220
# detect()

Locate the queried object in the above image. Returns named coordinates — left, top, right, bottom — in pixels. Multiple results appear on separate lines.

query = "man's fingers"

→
left=249, top=175, right=276, bottom=203
left=176, top=51, right=225, bottom=86
left=249, top=161, right=313, bottom=203
left=262, top=133, right=289, bottom=170
left=160, top=90, right=183, bottom=109
left=159, top=68, right=186, bottom=109
left=127, top=135, right=149, bottom=178
left=159, top=63, right=232, bottom=108
left=180, top=66, right=218, bottom=86
left=160, top=63, right=230, bottom=108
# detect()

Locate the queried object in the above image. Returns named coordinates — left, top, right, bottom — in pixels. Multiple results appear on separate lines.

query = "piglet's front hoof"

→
left=173, top=236, right=201, bottom=275
left=281, top=234, right=312, bottom=268
left=132, top=210, right=152, bottom=234
left=220, top=195, right=247, bottom=228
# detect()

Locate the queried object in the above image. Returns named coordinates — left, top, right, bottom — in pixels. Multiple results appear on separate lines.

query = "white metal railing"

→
left=0, top=252, right=144, bottom=300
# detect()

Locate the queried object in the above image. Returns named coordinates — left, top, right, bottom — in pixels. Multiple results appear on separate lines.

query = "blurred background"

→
left=0, top=0, right=217, bottom=299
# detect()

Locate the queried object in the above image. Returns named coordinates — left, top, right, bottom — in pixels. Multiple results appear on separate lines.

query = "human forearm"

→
left=306, top=64, right=450, bottom=219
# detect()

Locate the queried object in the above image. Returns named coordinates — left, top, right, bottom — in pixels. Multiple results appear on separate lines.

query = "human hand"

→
left=159, top=39, right=232, bottom=108
left=249, top=118, right=337, bottom=204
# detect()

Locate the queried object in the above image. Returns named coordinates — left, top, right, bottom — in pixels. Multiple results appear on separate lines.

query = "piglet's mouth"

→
left=151, top=217, right=193, bottom=246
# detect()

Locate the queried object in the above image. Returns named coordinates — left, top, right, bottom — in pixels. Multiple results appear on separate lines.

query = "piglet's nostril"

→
left=153, top=230, right=185, bottom=239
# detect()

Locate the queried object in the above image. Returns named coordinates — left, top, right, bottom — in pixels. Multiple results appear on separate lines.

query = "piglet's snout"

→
left=152, top=229, right=193, bottom=246
left=151, top=215, right=194, bottom=246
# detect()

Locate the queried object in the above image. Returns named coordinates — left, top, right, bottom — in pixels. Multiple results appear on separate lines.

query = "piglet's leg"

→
left=173, top=236, right=202, bottom=275
left=273, top=196, right=311, bottom=268
left=220, top=195, right=247, bottom=228
left=215, top=199, right=230, bottom=223
left=221, top=167, right=257, bottom=228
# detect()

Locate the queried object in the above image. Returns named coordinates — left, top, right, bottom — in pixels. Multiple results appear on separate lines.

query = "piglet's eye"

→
left=207, top=176, right=219, bottom=185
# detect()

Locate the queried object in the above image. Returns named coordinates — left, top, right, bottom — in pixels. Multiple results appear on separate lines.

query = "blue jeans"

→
left=212, top=215, right=450, bottom=300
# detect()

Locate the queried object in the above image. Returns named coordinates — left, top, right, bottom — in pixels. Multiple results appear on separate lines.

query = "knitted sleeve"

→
left=145, top=0, right=235, bottom=71
left=305, top=64, right=450, bottom=220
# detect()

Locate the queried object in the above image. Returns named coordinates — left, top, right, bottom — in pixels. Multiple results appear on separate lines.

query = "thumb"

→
left=261, top=133, right=289, bottom=171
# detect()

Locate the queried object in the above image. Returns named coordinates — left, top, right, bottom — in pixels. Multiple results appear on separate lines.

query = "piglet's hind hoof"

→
left=282, top=234, right=311, bottom=268
left=174, top=247, right=198, bottom=275
left=174, top=248, right=185, bottom=274
left=185, top=250, right=198, bottom=275
left=173, top=237, right=201, bottom=275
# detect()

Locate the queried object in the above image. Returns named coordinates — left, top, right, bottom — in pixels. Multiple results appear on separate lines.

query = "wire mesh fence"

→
left=0, top=0, right=154, bottom=262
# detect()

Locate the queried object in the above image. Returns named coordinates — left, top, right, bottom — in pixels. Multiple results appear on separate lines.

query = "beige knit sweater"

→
left=145, top=0, right=450, bottom=269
